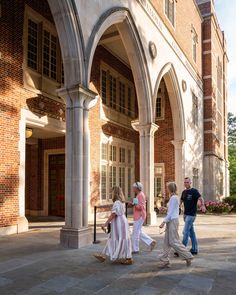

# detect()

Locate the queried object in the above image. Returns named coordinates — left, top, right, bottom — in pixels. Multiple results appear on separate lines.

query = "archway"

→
left=154, top=63, right=186, bottom=194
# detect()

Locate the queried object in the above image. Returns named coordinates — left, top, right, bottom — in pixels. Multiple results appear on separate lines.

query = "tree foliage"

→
left=228, top=112, right=236, bottom=194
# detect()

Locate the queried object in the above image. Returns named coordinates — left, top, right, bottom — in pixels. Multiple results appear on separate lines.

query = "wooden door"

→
left=49, top=154, right=65, bottom=216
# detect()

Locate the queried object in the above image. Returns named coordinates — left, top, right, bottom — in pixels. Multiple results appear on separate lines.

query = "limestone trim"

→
left=154, top=63, right=185, bottom=142
left=86, top=7, right=153, bottom=124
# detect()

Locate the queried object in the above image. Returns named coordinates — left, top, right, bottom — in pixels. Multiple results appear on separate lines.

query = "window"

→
left=101, top=70, right=107, bottom=105
left=154, top=164, right=164, bottom=198
left=27, top=19, right=38, bottom=70
left=101, top=139, right=135, bottom=202
left=156, top=97, right=162, bottom=118
left=26, top=16, right=63, bottom=83
left=191, top=27, right=198, bottom=63
left=192, top=168, right=199, bottom=189
left=165, top=0, right=175, bottom=26
left=100, top=65, right=136, bottom=119
left=192, top=93, right=198, bottom=126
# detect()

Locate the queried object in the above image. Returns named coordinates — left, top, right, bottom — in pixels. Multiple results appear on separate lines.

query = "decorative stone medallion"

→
left=182, top=80, right=187, bottom=92
left=149, top=41, right=157, bottom=59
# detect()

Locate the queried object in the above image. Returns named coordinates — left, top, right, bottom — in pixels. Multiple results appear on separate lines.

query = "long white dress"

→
left=102, top=200, right=132, bottom=261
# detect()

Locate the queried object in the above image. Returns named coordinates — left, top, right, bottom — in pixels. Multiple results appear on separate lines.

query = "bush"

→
left=156, top=206, right=168, bottom=215
left=223, top=196, right=236, bottom=211
left=205, top=201, right=233, bottom=214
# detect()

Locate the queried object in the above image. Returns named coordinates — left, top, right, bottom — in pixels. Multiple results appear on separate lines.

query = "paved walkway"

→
left=0, top=214, right=236, bottom=294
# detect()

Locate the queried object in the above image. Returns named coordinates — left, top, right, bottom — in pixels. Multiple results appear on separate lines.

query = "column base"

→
left=17, top=216, right=29, bottom=233
left=146, top=211, right=157, bottom=225
left=60, top=226, right=92, bottom=249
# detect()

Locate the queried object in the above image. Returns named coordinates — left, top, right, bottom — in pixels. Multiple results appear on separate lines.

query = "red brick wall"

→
left=154, top=84, right=175, bottom=189
left=0, top=0, right=55, bottom=227
left=89, top=45, right=139, bottom=205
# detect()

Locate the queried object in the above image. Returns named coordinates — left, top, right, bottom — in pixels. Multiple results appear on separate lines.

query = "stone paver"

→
left=0, top=214, right=236, bottom=294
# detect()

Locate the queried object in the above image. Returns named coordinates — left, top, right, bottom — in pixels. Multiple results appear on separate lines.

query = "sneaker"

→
left=174, top=252, right=179, bottom=257
left=190, top=250, right=198, bottom=255
left=150, top=241, right=157, bottom=251
left=186, top=258, right=193, bottom=267
left=94, top=254, right=106, bottom=262
left=157, top=260, right=170, bottom=268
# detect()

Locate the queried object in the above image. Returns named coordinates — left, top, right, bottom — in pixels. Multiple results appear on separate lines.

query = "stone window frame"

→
left=164, top=0, right=176, bottom=28
left=100, top=134, right=135, bottom=203
left=191, top=25, right=198, bottom=64
left=100, top=62, right=136, bottom=119
left=192, top=92, right=199, bottom=127
left=23, top=6, right=64, bottom=91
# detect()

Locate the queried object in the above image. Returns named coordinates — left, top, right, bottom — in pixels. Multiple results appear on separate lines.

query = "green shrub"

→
left=224, top=195, right=236, bottom=211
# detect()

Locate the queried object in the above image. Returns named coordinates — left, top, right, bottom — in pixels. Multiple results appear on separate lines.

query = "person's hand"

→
left=159, top=222, right=165, bottom=229
left=201, top=206, right=207, bottom=213
left=101, top=224, right=107, bottom=232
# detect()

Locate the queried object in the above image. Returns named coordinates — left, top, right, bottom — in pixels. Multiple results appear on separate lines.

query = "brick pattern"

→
left=154, top=84, right=175, bottom=186
left=0, top=0, right=55, bottom=227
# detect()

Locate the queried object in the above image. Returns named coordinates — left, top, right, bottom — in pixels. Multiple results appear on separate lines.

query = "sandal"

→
left=94, top=254, right=106, bottom=263
left=186, top=258, right=193, bottom=267
left=120, top=258, right=133, bottom=265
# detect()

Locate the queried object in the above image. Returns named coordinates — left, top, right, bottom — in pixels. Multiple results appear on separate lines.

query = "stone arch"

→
left=47, top=0, right=86, bottom=87
left=154, top=63, right=185, bottom=141
left=86, top=7, right=153, bottom=124
left=154, top=63, right=186, bottom=192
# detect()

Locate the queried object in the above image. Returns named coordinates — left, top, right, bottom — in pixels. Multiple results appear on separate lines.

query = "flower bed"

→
left=205, top=201, right=233, bottom=214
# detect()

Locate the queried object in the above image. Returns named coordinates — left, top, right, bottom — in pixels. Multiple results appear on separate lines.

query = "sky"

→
left=215, top=0, right=236, bottom=115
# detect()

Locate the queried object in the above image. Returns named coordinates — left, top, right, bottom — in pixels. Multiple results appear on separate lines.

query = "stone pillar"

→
left=171, top=140, right=185, bottom=194
left=132, top=121, right=159, bottom=225
left=59, top=85, right=98, bottom=248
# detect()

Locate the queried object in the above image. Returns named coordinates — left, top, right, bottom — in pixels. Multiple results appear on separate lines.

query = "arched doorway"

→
left=154, top=63, right=186, bottom=197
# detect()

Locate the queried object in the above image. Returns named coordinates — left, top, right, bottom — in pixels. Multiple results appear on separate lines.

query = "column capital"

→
left=57, top=84, right=98, bottom=110
left=171, top=139, right=185, bottom=149
left=131, top=120, right=159, bottom=136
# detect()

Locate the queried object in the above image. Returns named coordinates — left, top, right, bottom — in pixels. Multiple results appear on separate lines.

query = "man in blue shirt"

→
left=180, top=177, right=206, bottom=255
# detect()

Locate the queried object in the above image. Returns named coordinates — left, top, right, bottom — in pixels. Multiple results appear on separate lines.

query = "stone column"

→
left=132, top=121, right=159, bottom=225
left=59, top=85, right=97, bottom=248
left=171, top=140, right=185, bottom=193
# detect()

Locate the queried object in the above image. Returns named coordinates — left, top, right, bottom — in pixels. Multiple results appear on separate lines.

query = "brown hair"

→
left=112, top=186, right=126, bottom=203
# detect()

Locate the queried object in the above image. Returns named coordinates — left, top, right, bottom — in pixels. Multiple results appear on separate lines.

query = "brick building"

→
left=0, top=0, right=228, bottom=247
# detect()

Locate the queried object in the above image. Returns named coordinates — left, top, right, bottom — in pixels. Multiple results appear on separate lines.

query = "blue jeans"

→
left=182, top=215, right=198, bottom=253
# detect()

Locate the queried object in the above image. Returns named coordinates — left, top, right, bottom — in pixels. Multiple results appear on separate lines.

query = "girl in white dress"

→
left=94, top=186, right=133, bottom=265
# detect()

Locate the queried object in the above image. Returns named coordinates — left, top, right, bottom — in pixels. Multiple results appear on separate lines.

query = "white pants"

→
left=132, top=217, right=153, bottom=252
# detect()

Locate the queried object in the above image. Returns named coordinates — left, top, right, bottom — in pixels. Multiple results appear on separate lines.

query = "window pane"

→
left=119, top=147, right=125, bottom=163
left=156, top=97, right=162, bottom=118
left=128, top=167, right=131, bottom=198
left=109, top=166, right=117, bottom=199
left=109, top=75, right=116, bottom=109
left=101, top=165, right=107, bottom=200
left=43, top=30, right=50, bottom=77
left=101, top=70, right=107, bottom=105
left=27, top=19, right=38, bottom=70
left=50, top=34, right=57, bottom=80
left=119, top=82, right=126, bottom=114
left=154, top=177, right=162, bottom=197
left=127, top=87, right=132, bottom=117
left=119, top=167, right=125, bottom=193
left=128, top=149, right=131, bottom=164
left=102, top=143, right=107, bottom=160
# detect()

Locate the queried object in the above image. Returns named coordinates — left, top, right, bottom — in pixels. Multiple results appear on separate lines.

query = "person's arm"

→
left=102, top=212, right=116, bottom=229
left=160, top=197, right=178, bottom=227
left=198, top=196, right=206, bottom=212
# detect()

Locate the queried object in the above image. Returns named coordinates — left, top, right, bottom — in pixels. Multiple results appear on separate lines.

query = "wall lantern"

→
left=26, top=127, right=33, bottom=139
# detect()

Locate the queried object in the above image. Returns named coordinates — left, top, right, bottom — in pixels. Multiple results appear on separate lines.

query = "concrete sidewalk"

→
left=0, top=214, right=236, bottom=294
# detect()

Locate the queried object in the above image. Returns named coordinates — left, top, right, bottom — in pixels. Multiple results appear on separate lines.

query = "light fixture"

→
left=26, top=127, right=33, bottom=139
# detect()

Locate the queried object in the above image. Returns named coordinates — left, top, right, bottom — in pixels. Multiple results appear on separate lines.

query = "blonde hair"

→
left=112, top=186, right=126, bottom=203
left=167, top=181, right=177, bottom=195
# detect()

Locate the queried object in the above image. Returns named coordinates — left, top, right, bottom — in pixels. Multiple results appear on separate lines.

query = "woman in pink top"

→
left=131, top=182, right=156, bottom=254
